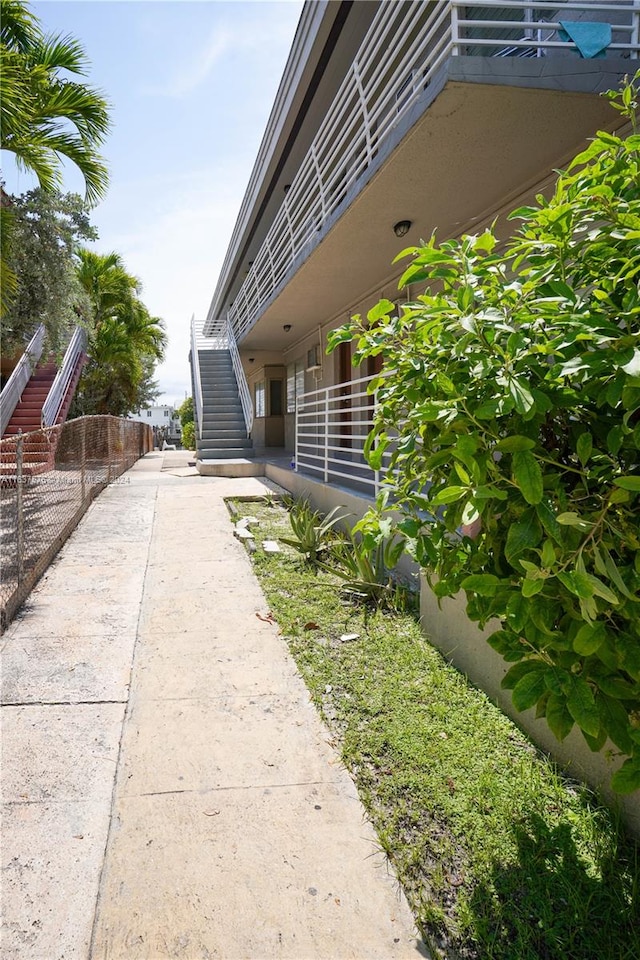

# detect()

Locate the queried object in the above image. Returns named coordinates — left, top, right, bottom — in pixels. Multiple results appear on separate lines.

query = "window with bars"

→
left=286, top=362, right=305, bottom=414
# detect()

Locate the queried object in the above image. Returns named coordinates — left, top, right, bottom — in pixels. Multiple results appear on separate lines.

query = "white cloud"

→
left=142, top=25, right=233, bottom=99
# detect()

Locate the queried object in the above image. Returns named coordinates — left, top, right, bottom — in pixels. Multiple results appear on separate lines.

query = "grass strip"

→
left=229, top=497, right=640, bottom=960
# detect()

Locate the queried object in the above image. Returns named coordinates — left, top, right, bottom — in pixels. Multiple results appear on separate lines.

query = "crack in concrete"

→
left=125, top=779, right=339, bottom=799
left=1, top=700, right=128, bottom=707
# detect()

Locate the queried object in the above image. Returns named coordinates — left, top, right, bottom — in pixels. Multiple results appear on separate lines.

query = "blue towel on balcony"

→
left=558, top=20, right=612, bottom=58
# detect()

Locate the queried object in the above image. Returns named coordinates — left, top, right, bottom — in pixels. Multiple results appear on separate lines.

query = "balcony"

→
left=206, top=1, right=639, bottom=350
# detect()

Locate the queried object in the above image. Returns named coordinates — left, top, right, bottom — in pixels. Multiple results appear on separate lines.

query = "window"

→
left=287, top=362, right=305, bottom=413
left=255, top=380, right=265, bottom=418
left=164, top=409, right=169, bottom=417
left=146, top=410, right=152, bottom=418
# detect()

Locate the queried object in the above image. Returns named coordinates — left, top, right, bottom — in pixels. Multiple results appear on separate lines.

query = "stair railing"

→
left=41, top=325, right=87, bottom=428
left=227, top=319, right=253, bottom=437
left=190, top=314, right=204, bottom=440
left=0, top=324, right=46, bottom=435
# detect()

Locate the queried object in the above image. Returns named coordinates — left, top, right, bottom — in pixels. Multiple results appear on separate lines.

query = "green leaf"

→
left=599, top=695, right=634, bottom=754
left=512, top=669, right=548, bottom=711
left=613, top=475, right=640, bottom=491
left=509, top=378, right=535, bottom=416
left=566, top=677, right=600, bottom=738
left=573, top=622, right=605, bottom=656
left=541, top=539, right=556, bottom=568
left=611, top=758, right=640, bottom=794
left=475, top=399, right=500, bottom=420
left=367, top=299, right=396, bottom=323
left=556, top=512, right=592, bottom=529
left=505, top=514, right=541, bottom=567
left=512, top=451, right=543, bottom=505
left=581, top=726, right=607, bottom=753
left=595, top=674, right=638, bottom=700
left=546, top=693, right=574, bottom=741
left=536, top=500, right=564, bottom=545
left=474, top=484, right=508, bottom=501
left=585, top=574, right=619, bottom=606
left=502, top=660, right=546, bottom=691
left=496, top=436, right=535, bottom=452
left=576, top=432, right=593, bottom=466
left=460, top=573, right=502, bottom=596
left=430, top=485, right=468, bottom=506
left=522, top=578, right=544, bottom=597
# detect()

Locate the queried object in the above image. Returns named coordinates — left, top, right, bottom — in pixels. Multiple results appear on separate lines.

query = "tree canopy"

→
left=73, top=249, right=167, bottom=417
left=1, top=0, right=111, bottom=204
left=2, top=188, right=96, bottom=355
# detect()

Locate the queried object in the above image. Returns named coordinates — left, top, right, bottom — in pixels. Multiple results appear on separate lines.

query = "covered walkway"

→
left=1, top=452, right=422, bottom=959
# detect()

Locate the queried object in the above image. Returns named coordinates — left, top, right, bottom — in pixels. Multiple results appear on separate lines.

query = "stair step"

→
left=197, top=437, right=251, bottom=449
left=197, top=448, right=255, bottom=460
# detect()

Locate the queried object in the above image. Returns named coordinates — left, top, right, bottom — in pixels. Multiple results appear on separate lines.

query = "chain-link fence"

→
left=0, top=416, right=152, bottom=631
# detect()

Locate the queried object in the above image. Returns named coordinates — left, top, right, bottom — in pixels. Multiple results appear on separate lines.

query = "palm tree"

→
left=76, top=248, right=139, bottom=324
left=1, top=0, right=111, bottom=204
left=74, top=248, right=167, bottom=416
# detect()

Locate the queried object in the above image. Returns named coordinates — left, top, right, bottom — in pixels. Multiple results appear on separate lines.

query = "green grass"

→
left=228, top=497, right=640, bottom=960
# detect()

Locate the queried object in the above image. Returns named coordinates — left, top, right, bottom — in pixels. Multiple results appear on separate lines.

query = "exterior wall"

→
left=420, top=580, right=640, bottom=836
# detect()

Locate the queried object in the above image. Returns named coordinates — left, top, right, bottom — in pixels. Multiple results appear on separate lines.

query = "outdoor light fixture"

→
left=249, top=358, right=255, bottom=363
left=284, top=184, right=291, bottom=193
left=283, top=324, right=292, bottom=332
left=393, top=220, right=412, bottom=237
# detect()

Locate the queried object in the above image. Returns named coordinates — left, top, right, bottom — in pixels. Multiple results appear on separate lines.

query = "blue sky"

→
left=2, top=0, right=304, bottom=405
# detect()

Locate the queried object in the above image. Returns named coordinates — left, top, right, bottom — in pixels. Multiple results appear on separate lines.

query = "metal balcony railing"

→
left=207, top=1, right=639, bottom=345
left=295, top=373, right=393, bottom=496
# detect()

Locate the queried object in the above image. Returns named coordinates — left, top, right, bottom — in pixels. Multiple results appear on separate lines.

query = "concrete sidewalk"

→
left=1, top=452, right=424, bottom=960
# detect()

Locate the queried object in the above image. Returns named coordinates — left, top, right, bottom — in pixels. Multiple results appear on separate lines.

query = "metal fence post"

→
left=16, top=432, right=24, bottom=585
left=107, top=416, right=113, bottom=483
left=80, top=417, right=86, bottom=501
left=324, top=392, right=329, bottom=483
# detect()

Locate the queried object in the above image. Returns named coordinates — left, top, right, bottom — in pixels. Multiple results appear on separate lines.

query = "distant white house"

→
left=128, top=405, right=182, bottom=444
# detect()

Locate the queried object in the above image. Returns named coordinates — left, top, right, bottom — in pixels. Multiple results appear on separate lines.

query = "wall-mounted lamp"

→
left=249, top=357, right=255, bottom=363
left=283, top=184, right=291, bottom=193
left=283, top=324, right=292, bottom=332
left=393, top=219, right=412, bottom=238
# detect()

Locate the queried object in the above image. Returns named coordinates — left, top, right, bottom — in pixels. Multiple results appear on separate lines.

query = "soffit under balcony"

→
left=239, top=71, right=628, bottom=353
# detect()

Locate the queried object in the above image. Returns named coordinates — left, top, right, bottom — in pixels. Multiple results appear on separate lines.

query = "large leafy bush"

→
left=328, top=74, right=640, bottom=793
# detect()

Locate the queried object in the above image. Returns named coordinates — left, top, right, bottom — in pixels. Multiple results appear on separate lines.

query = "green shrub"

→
left=181, top=420, right=196, bottom=450
left=328, top=73, right=640, bottom=793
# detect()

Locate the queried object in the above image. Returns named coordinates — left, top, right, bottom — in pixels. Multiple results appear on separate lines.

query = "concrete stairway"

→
left=197, top=350, right=253, bottom=460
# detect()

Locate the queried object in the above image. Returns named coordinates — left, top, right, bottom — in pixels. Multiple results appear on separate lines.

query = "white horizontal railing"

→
left=0, top=324, right=46, bottom=435
left=41, top=325, right=87, bottom=428
left=227, top=319, right=253, bottom=437
left=295, top=373, right=393, bottom=496
left=209, top=1, right=639, bottom=344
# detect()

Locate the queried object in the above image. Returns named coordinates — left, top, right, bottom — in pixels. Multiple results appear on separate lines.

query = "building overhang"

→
left=237, top=55, right=632, bottom=352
